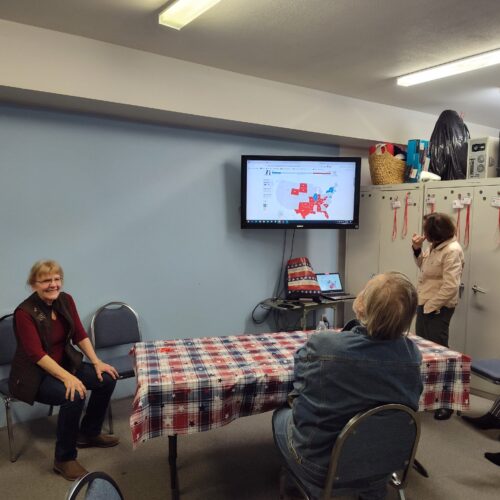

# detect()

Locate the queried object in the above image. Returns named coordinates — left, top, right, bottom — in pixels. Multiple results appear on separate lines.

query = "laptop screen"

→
left=316, top=273, right=343, bottom=293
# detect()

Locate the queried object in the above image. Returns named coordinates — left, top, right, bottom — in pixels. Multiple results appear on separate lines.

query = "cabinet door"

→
left=422, top=184, right=473, bottom=353
left=345, top=189, right=381, bottom=294
left=378, top=187, right=423, bottom=285
left=345, top=189, right=381, bottom=323
left=465, top=184, right=500, bottom=359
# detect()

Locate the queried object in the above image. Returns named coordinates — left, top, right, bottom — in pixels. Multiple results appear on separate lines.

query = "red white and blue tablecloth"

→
left=130, top=331, right=470, bottom=446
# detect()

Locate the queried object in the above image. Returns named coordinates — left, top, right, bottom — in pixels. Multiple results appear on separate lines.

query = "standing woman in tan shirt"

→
left=412, top=212, right=464, bottom=420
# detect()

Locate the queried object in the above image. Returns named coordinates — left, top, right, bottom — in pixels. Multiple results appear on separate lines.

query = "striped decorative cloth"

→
left=286, top=257, right=321, bottom=298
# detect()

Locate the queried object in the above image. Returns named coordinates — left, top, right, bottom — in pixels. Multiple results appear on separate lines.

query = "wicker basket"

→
left=369, top=150, right=406, bottom=185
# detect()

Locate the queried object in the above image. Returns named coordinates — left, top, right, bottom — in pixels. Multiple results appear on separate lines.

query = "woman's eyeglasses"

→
left=36, top=277, right=62, bottom=286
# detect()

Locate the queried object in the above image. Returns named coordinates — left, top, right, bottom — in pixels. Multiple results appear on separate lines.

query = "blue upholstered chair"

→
left=89, top=302, right=141, bottom=433
left=279, top=404, right=420, bottom=500
left=0, top=314, right=54, bottom=462
left=66, top=471, right=124, bottom=500
left=471, top=359, right=500, bottom=385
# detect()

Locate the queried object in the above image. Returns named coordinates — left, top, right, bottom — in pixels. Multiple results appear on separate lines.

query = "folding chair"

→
left=0, top=314, right=53, bottom=462
left=279, top=403, right=420, bottom=500
left=90, top=302, right=141, bottom=433
left=66, top=471, right=124, bottom=500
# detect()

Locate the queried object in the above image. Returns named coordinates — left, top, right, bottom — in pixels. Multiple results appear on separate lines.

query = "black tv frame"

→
left=241, top=155, right=361, bottom=229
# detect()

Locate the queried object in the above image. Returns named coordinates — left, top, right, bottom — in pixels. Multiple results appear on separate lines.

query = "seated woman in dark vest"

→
left=272, top=272, right=423, bottom=500
left=9, top=260, right=119, bottom=481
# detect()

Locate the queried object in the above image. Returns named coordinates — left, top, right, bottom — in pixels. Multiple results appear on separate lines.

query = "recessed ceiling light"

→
left=159, top=0, right=221, bottom=30
left=397, top=48, right=500, bottom=86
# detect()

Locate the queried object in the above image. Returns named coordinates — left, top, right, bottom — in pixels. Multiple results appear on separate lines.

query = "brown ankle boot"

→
left=53, top=459, right=88, bottom=481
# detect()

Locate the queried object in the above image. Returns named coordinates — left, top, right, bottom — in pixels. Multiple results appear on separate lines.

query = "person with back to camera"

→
left=9, top=260, right=119, bottom=481
left=272, top=272, right=423, bottom=500
left=412, top=212, right=464, bottom=420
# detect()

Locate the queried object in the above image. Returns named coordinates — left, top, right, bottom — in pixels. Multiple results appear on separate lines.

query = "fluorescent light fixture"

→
left=397, top=48, right=500, bottom=86
left=159, top=0, right=221, bottom=30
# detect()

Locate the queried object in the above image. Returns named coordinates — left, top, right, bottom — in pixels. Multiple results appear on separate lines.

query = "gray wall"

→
left=0, top=104, right=340, bottom=424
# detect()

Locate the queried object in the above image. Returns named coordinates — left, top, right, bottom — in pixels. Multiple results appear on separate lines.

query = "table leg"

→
left=168, top=434, right=179, bottom=495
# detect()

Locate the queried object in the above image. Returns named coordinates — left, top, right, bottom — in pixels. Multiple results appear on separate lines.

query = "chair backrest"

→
left=323, top=403, right=420, bottom=499
left=0, top=314, right=16, bottom=367
left=66, top=471, right=124, bottom=500
left=90, top=302, right=141, bottom=349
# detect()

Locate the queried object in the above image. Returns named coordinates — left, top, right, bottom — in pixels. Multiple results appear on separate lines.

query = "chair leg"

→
left=48, top=405, right=54, bottom=417
left=108, top=404, right=114, bottom=435
left=398, top=488, right=406, bottom=500
left=5, top=399, right=17, bottom=462
left=279, top=466, right=287, bottom=500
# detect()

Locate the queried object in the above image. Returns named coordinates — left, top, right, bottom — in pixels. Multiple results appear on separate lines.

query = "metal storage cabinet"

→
left=377, top=184, right=424, bottom=283
left=345, top=185, right=382, bottom=297
left=422, top=181, right=474, bottom=353
left=465, top=181, right=500, bottom=359
left=424, top=178, right=500, bottom=360
left=346, top=178, right=500, bottom=396
left=345, top=183, right=424, bottom=321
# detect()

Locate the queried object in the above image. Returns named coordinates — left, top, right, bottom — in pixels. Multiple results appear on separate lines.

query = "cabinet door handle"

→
left=471, top=285, right=487, bottom=294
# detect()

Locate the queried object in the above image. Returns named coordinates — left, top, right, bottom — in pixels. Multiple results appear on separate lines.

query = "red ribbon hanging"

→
left=402, top=192, right=409, bottom=238
left=464, top=204, right=471, bottom=248
left=494, top=205, right=500, bottom=246
left=392, top=206, right=398, bottom=241
left=456, top=207, right=461, bottom=241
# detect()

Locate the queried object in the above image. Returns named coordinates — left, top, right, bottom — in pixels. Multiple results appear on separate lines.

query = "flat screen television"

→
left=241, top=155, right=361, bottom=229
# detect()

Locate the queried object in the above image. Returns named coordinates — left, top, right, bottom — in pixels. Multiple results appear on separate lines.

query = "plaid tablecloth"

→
left=130, top=331, right=470, bottom=446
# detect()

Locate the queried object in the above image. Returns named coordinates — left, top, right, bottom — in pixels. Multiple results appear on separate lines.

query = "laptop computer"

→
left=315, top=273, right=353, bottom=300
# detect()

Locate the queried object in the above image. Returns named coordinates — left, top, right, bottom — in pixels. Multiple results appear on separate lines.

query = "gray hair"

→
left=354, top=271, right=417, bottom=340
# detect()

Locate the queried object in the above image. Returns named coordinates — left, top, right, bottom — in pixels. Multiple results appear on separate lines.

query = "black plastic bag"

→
left=429, top=110, right=470, bottom=180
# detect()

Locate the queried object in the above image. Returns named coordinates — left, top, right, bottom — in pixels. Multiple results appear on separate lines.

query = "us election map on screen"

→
left=246, top=159, right=357, bottom=222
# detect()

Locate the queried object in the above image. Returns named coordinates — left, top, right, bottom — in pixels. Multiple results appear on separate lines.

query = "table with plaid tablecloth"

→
left=129, top=330, right=470, bottom=492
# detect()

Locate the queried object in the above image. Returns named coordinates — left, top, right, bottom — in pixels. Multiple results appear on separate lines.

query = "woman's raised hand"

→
left=412, top=233, right=426, bottom=250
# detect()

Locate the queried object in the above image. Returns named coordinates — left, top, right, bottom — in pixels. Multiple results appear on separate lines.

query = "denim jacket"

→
left=287, top=326, right=423, bottom=475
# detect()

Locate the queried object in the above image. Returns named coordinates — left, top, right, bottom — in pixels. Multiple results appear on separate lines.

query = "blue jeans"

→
left=272, top=407, right=388, bottom=500
left=35, top=362, right=116, bottom=461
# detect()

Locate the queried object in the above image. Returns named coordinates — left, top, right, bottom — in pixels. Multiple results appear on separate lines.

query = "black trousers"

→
left=415, top=305, right=455, bottom=348
left=35, top=362, right=116, bottom=461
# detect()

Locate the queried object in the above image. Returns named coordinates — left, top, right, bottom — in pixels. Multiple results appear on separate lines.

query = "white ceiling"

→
left=1, top=0, right=500, bottom=129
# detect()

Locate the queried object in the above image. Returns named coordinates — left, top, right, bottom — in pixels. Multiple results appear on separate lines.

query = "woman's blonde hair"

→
left=354, top=272, right=417, bottom=340
left=27, top=260, right=64, bottom=286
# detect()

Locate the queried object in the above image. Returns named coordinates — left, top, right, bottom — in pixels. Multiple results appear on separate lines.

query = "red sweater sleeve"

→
left=64, top=294, right=89, bottom=344
left=14, top=309, right=47, bottom=363
left=14, top=295, right=88, bottom=363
